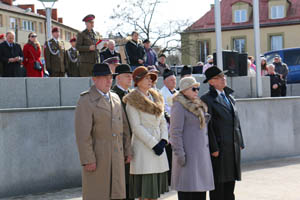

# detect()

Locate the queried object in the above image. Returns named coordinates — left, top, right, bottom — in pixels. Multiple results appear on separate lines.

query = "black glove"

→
left=152, top=143, right=164, bottom=156
left=158, top=139, right=167, bottom=148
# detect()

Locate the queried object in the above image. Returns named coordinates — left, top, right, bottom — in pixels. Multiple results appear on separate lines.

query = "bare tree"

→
left=109, top=0, right=191, bottom=53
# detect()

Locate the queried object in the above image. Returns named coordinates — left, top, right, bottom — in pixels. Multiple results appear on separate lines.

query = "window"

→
left=199, top=40, right=210, bottom=63
left=234, top=9, right=247, bottom=23
left=22, top=20, right=35, bottom=31
left=10, top=17, right=16, bottom=29
left=284, top=49, right=300, bottom=66
left=233, top=38, right=246, bottom=53
left=60, top=28, right=63, bottom=39
left=39, top=22, right=43, bottom=33
left=65, top=31, right=71, bottom=41
left=270, top=35, right=283, bottom=51
left=271, top=5, right=284, bottom=19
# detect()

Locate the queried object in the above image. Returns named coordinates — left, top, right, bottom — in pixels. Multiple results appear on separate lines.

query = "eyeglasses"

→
left=192, top=87, right=200, bottom=92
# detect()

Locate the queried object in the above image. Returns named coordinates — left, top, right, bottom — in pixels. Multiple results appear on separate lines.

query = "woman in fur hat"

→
left=123, top=66, right=169, bottom=200
left=169, top=77, right=215, bottom=200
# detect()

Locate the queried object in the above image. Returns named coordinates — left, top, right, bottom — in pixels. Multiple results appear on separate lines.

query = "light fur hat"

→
left=179, top=77, right=200, bottom=92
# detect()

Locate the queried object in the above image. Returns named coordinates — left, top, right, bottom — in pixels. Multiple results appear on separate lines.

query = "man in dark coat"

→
left=201, top=66, right=245, bottom=200
left=266, top=64, right=282, bottom=97
left=125, top=31, right=144, bottom=70
left=273, top=55, right=288, bottom=96
left=100, top=40, right=122, bottom=63
left=111, top=64, right=133, bottom=200
left=65, top=37, right=80, bottom=77
left=0, top=32, right=24, bottom=77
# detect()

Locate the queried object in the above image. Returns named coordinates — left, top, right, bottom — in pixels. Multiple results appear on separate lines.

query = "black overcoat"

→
left=201, top=86, right=245, bottom=183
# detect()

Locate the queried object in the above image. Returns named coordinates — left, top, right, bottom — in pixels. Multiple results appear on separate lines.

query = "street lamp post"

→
left=214, top=0, right=223, bottom=70
left=253, top=0, right=263, bottom=97
left=38, top=0, right=58, bottom=40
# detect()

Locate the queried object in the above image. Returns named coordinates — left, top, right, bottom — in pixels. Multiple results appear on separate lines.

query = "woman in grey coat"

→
left=170, top=77, right=214, bottom=200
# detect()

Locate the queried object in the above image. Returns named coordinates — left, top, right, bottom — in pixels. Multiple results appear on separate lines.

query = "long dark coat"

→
left=0, top=42, right=24, bottom=77
left=100, top=48, right=122, bottom=63
left=201, top=86, right=245, bottom=183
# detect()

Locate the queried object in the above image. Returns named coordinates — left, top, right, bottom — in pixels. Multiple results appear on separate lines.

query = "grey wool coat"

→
left=169, top=93, right=215, bottom=192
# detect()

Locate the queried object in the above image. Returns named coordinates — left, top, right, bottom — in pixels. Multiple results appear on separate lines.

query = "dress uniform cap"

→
left=83, top=14, right=95, bottom=22
left=69, top=37, right=76, bottom=43
left=52, top=27, right=59, bottom=33
left=103, top=56, right=120, bottom=65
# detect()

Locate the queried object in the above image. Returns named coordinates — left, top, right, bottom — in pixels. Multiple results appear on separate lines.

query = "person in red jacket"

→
left=23, top=32, right=44, bottom=77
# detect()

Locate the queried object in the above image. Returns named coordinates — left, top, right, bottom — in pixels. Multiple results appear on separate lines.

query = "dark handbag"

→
left=29, top=50, right=42, bottom=71
left=34, top=61, right=42, bottom=71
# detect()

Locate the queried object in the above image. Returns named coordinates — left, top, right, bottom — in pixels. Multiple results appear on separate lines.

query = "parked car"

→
left=264, top=48, right=300, bottom=84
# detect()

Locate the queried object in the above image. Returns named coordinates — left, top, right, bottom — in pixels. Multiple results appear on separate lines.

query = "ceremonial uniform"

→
left=76, top=29, right=100, bottom=77
left=65, top=47, right=80, bottom=77
left=44, top=37, right=65, bottom=77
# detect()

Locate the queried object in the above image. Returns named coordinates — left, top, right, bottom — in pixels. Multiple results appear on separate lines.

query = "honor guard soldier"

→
left=76, top=14, right=101, bottom=77
left=44, top=27, right=66, bottom=77
left=65, top=37, right=80, bottom=77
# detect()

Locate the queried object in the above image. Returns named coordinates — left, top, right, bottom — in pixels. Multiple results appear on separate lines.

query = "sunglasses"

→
left=30, top=35, right=37, bottom=38
left=192, top=87, right=200, bottom=92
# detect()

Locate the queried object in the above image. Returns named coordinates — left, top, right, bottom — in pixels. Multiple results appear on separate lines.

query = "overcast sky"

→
left=13, top=0, right=214, bottom=37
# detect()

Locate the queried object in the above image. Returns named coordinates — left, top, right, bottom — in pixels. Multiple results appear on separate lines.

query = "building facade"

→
left=0, top=0, right=79, bottom=55
left=181, top=0, right=300, bottom=65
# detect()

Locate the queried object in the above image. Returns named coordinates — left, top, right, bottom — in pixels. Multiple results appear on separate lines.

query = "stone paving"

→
left=2, top=156, right=300, bottom=200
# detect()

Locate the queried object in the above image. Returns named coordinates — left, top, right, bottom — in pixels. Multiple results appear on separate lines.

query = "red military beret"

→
left=70, top=37, right=76, bottom=43
left=0, top=34, right=4, bottom=39
left=82, top=14, right=95, bottom=22
left=52, top=27, right=59, bottom=33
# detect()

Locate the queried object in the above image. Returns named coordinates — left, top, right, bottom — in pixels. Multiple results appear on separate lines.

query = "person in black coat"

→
left=266, top=64, right=282, bottom=97
left=100, top=40, right=122, bottom=63
left=0, top=32, right=24, bottom=77
left=125, top=31, right=144, bottom=70
left=111, top=64, right=133, bottom=200
left=200, top=66, right=245, bottom=200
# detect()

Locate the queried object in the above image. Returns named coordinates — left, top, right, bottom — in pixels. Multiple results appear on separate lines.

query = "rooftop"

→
left=185, top=0, right=300, bottom=33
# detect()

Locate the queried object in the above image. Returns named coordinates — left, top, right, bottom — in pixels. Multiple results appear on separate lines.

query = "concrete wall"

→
left=0, top=107, right=81, bottom=198
left=0, top=78, right=91, bottom=109
left=0, top=97, right=300, bottom=197
left=0, top=76, right=270, bottom=109
left=237, top=97, right=300, bottom=162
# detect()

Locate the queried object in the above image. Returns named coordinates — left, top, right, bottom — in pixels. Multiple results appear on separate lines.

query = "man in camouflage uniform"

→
left=76, top=14, right=100, bottom=77
left=65, top=37, right=80, bottom=77
left=44, top=27, right=65, bottom=77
